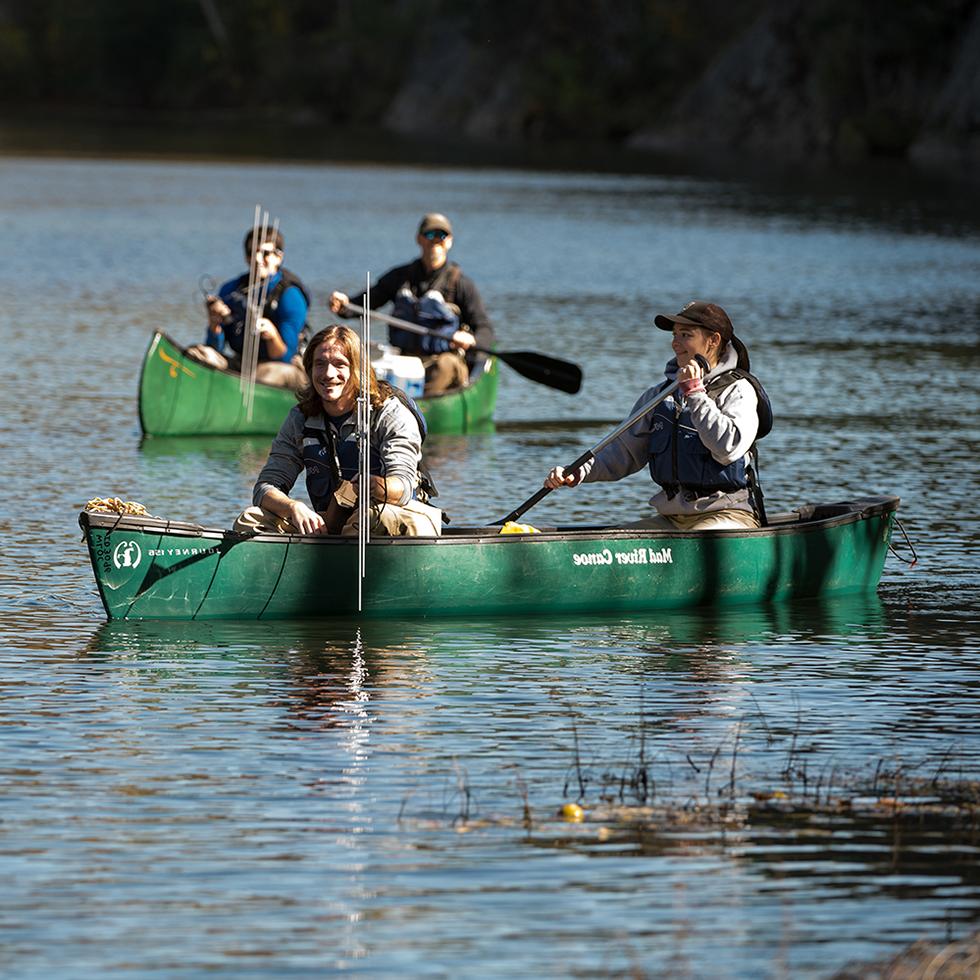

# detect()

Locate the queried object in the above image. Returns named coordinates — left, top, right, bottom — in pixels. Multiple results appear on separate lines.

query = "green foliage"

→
left=0, top=22, right=34, bottom=97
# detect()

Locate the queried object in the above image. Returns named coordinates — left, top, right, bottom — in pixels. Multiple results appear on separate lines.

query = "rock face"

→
left=909, top=3, right=980, bottom=170
left=628, top=0, right=980, bottom=172
left=381, top=0, right=980, bottom=176
left=628, top=3, right=838, bottom=160
left=382, top=26, right=534, bottom=142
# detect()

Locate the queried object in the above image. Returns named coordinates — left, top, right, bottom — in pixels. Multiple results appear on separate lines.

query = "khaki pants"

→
left=622, top=509, right=760, bottom=531
left=187, top=345, right=307, bottom=392
left=233, top=500, right=443, bottom=537
left=422, top=351, right=468, bottom=395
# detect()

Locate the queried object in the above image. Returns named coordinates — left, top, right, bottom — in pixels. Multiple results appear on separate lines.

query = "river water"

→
left=2, top=155, right=979, bottom=978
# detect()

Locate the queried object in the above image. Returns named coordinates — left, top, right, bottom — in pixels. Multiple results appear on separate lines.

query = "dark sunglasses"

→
left=421, top=229, right=449, bottom=241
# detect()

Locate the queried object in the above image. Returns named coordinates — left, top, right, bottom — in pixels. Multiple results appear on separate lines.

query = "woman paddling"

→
left=544, top=301, right=771, bottom=530
left=235, top=325, right=441, bottom=537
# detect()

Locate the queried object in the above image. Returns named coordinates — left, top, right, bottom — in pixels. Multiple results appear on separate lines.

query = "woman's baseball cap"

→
left=654, top=301, right=732, bottom=342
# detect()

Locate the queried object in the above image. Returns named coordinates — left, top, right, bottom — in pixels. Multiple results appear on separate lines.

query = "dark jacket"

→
left=348, top=258, right=495, bottom=353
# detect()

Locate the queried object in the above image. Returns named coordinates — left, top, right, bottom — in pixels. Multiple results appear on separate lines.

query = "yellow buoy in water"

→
left=560, top=802, right=585, bottom=822
left=499, top=521, right=541, bottom=535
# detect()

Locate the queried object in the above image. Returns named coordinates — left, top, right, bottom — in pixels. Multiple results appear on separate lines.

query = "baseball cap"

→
left=418, top=213, right=453, bottom=236
left=654, top=301, right=733, bottom=342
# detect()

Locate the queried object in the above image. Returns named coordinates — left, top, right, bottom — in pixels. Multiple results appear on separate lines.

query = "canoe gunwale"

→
left=78, top=495, right=900, bottom=546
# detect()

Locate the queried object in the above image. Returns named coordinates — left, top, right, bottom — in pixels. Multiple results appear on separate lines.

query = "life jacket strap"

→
left=745, top=450, right=769, bottom=527
left=303, top=423, right=343, bottom=486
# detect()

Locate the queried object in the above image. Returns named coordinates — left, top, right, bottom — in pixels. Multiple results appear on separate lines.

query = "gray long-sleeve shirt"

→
left=585, top=345, right=760, bottom=516
left=253, top=398, right=422, bottom=508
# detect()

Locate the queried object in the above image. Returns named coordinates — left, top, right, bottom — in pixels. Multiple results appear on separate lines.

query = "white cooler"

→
left=371, top=345, right=425, bottom=399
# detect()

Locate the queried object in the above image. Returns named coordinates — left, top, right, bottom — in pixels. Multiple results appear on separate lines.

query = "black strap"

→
left=666, top=401, right=681, bottom=500
left=705, top=368, right=772, bottom=439
left=234, top=268, right=313, bottom=353
left=745, top=450, right=768, bottom=527
left=426, top=262, right=461, bottom=305
left=303, top=422, right=343, bottom=486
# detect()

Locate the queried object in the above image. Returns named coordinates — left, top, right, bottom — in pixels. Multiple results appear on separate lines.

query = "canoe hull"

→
left=138, top=332, right=498, bottom=437
left=80, top=497, right=899, bottom=621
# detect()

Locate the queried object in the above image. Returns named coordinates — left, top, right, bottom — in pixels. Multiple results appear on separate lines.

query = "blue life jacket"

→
left=300, top=390, right=432, bottom=511
left=220, top=269, right=312, bottom=360
left=647, top=369, right=772, bottom=498
left=302, top=414, right=382, bottom=513
left=390, top=288, right=459, bottom=355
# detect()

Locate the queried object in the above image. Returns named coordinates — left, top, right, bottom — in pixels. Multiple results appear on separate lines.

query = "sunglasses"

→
left=421, top=229, right=449, bottom=241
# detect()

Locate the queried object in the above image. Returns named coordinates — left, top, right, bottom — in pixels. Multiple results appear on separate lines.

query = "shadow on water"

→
left=80, top=592, right=889, bottom=664
left=69, top=595, right=891, bottom=742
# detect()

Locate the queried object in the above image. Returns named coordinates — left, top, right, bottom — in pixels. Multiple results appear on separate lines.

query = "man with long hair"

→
left=234, top=326, right=441, bottom=536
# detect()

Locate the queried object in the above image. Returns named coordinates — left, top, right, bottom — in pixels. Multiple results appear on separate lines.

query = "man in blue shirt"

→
left=188, top=227, right=311, bottom=390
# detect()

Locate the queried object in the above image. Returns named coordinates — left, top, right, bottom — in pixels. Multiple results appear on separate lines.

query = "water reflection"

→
left=532, top=807, right=980, bottom=930
left=138, top=434, right=273, bottom=462
left=82, top=594, right=889, bottom=662
left=4, top=154, right=980, bottom=978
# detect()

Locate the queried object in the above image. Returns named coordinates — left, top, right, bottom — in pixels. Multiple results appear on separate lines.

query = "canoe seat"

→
left=767, top=511, right=803, bottom=525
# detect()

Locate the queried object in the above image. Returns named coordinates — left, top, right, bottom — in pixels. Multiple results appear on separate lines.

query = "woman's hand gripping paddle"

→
left=497, top=355, right=710, bottom=525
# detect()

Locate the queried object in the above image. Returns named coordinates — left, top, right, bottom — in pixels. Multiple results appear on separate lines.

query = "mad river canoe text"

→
left=571, top=547, right=673, bottom=567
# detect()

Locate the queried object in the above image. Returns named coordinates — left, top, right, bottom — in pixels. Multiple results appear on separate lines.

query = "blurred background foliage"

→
left=0, top=0, right=975, bottom=167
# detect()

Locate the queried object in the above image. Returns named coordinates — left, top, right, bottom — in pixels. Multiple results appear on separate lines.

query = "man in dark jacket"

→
left=329, top=213, right=494, bottom=395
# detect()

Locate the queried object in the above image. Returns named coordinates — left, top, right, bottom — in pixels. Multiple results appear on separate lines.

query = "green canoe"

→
left=79, top=496, right=899, bottom=621
left=138, top=331, right=499, bottom=437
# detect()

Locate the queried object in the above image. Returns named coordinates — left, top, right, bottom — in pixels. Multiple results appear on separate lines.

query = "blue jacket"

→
left=206, top=269, right=309, bottom=363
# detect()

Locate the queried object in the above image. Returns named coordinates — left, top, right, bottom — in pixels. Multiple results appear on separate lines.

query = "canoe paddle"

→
left=343, top=302, right=582, bottom=394
left=497, top=355, right=710, bottom=525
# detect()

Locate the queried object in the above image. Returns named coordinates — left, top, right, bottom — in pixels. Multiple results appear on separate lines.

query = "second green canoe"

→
left=138, top=331, right=499, bottom=437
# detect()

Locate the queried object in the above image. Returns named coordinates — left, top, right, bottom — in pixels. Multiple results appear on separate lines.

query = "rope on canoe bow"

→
left=887, top=516, right=918, bottom=567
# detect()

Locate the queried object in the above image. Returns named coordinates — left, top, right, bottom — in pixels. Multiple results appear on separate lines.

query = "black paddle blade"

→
left=495, top=350, right=582, bottom=394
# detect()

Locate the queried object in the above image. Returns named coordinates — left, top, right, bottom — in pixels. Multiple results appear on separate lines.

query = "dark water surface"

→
left=1, top=156, right=979, bottom=978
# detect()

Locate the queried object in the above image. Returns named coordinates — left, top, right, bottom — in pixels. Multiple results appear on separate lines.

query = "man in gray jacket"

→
left=234, top=325, right=441, bottom=537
